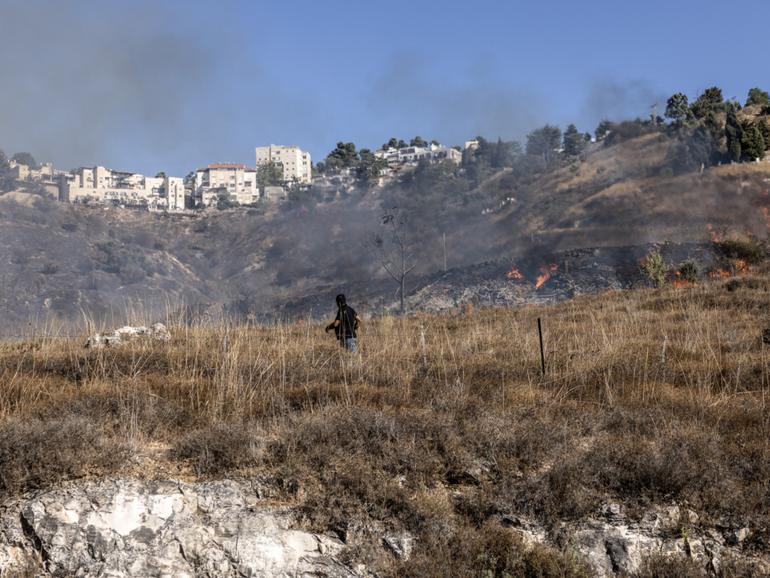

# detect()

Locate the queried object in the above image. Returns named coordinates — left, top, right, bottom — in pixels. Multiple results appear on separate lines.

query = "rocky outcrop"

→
left=503, top=503, right=767, bottom=578
left=84, top=323, right=171, bottom=349
left=0, top=480, right=361, bottom=577
left=1, top=479, right=767, bottom=577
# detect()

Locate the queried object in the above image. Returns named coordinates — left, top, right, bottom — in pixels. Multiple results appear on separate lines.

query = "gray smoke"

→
left=580, top=78, right=668, bottom=127
left=0, top=1, right=325, bottom=175
left=363, top=53, right=548, bottom=146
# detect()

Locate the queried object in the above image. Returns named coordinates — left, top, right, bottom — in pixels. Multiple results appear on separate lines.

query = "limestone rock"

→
left=0, top=479, right=360, bottom=577
left=382, top=531, right=414, bottom=561
left=84, top=323, right=171, bottom=349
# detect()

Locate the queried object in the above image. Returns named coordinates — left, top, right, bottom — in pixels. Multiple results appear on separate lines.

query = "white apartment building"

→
left=375, top=143, right=462, bottom=167
left=193, top=163, right=259, bottom=207
left=59, top=166, right=185, bottom=211
left=8, top=160, right=56, bottom=183
left=166, top=177, right=186, bottom=211
left=255, top=145, right=312, bottom=184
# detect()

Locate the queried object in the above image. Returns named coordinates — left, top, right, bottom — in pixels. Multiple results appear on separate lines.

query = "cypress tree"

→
left=725, top=108, right=743, bottom=162
left=741, top=123, right=766, bottom=161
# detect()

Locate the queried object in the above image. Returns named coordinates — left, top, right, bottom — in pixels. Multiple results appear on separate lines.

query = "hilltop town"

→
left=2, top=140, right=465, bottom=212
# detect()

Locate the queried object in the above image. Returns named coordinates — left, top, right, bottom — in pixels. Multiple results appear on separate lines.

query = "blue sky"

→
left=1, top=0, right=768, bottom=175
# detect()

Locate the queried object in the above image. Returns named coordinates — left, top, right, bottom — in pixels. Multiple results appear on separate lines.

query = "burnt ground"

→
left=274, top=242, right=722, bottom=319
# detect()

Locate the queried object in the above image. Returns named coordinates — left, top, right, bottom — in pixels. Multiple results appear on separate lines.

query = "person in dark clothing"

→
left=325, top=294, right=361, bottom=352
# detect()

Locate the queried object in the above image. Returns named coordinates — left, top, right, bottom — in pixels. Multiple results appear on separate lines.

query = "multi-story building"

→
left=165, top=177, right=186, bottom=211
left=8, top=160, right=56, bottom=183
left=193, top=163, right=259, bottom=207
left=59, top=166, right=186, bottom=211
left=255, top=145, right=312, bottom=184
left=375, top=143, right=462, bottom=167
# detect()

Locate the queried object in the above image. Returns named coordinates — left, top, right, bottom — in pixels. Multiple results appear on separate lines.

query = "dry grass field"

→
left=1, top=268, right=770, bottom=576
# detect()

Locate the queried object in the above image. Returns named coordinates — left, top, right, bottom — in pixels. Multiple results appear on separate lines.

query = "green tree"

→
left=690, top=87, right=724, bottom=119
left=562, top=124, right=586, bottom=157
left=410, top=136, right=428, bottom=147
left=526, top=125, right=561, bottom=167
left=665, top=93, right=690, bottom=125
left=641, top=249, right=667, bottom=288
left=746, top=87, right=770, bottom=107
left=667, top=125, right=716, bottom=174
left=492, top=138, right=519, bottom=168
left=757, top=119, right=770, bottom=145
left=154, top=171, right=166, bottom=179
left=725, top=107, right=743, bottom=162
left=356, top=149, right=388, bottom=184
left=257, top=162, right=284, bottom=186
left=595, top=120, right=613, bottom=141
left=11, top=152, right=38, bottom=169
left=324, top=142, right=359, bottom=173
left=740, top=122, right=766, bottom=161
left=216, top=190, right=235, bottom=210
left=383, top=137, right=399, bottom=150
left=678, top=260, right=700, bottom=283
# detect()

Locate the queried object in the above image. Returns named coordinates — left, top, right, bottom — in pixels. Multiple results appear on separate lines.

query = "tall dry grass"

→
left=1, top=272, right=769, bottom=576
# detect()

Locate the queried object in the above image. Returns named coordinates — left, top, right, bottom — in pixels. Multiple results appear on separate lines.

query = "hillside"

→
left=0, top=128, right=769, bottom=333
left=1, top=269, right=770, bottom=576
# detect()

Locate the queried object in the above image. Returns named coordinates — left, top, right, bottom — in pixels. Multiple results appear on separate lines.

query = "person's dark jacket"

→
left=327, top=305, right=358, bottom=341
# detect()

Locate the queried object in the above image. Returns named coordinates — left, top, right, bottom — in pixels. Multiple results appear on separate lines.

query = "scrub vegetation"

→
left=1, top=266, right=770, bottom=575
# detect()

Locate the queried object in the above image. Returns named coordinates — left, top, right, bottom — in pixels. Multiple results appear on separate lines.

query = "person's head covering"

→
left=336, top=294, right=346, bottom=308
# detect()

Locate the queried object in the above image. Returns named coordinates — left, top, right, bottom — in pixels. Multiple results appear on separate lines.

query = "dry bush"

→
left=399, top=521, right=590, bottom=578
left=634, top=554, right=706, bottom=578
left=0, top=416, right=128, bottom=496
left=174, top=423, right=264, bottom=476
left=1, top=273, right=770, bottom=572
left=633, top=553, right=705, bottom=578
left=714, top=236, right=767, bottom=265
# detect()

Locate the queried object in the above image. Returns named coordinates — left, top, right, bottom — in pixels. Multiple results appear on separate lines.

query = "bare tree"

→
left=374, top=207, right=416, bottom=315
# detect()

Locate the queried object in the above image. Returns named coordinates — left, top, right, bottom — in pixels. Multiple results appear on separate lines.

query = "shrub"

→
left=678, top=260, right=700, bottom=283
left=401, top=521, right=590, bottom=578
left=174, top=423, right=264, bottom=475
left=714, top=237, right=767, bottom=265
left=641, top=249, right=667, bottom=287
left=633, top=553, right=705, bottom=578
left=0, top=417, right=128, bottom=496
left=40, top=262, right=59, bottom=275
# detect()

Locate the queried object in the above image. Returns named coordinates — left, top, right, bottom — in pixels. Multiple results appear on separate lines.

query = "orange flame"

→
left=673, top=271, right=693, bottom=288
left=535, top=264, right=558, bottom=289
left=734, top=259, right=749, bottom=273
left=506, top=265, right=524, bottom=280
left=673, top=279, right=693, bottom=288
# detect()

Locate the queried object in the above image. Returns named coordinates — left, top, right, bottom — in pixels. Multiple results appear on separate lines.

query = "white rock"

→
left=0, top=479, right=360, bottom=577
left=84, top=323, right=171, bottom=349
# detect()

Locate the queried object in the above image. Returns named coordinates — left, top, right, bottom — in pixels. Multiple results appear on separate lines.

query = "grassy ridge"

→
left=1, top=271, right=770, bottom=575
